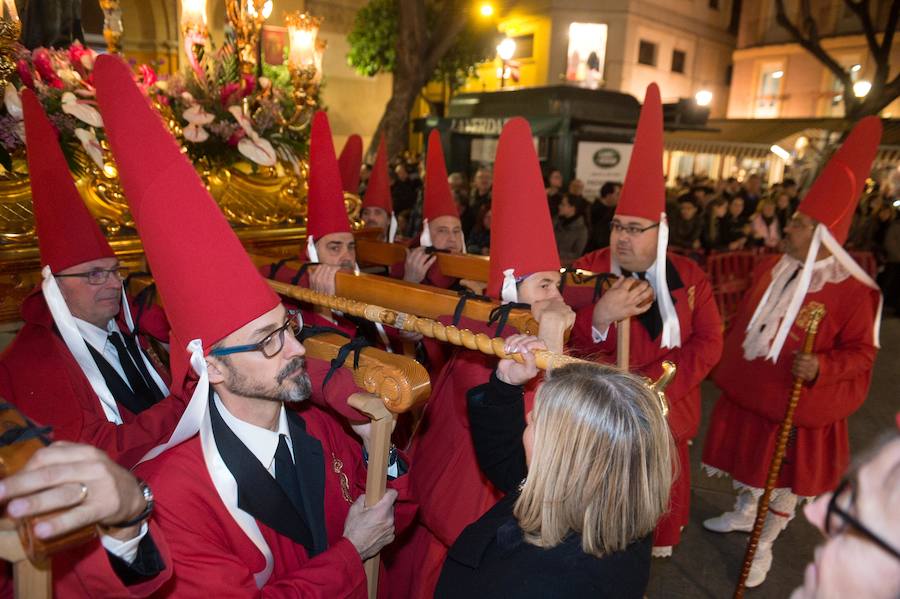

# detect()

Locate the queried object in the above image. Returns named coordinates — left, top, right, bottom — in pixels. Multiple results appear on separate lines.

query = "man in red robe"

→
left=360, top=137, right=399, bottom=243
left=338, top=133, right=363, bottom=198
left=0, top=90, right=182, bottom=469
left=399, top=130, right=466, bottom=289
left=389, top=117, right=575, bottom=598
left=568, top=83, right=723, bottom=558
left=701, top=116, right=883, bottom=588
left=0, top=440, right=171, bottom=599
left=95, top=55, right=411, bottom=598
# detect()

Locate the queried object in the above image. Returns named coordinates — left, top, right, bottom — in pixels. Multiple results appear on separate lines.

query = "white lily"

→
left=61, top=92, right=103, bottom=128
left=74, top=128, right=105, bottom=170
left=184, top=104, right=215, bottom=125
left=57, top=68, right=82, bottom=85
left=181, top=92, right=195, bottom=103
left=226, top=105, right=277, bottom=166
left=238, top=136, right=277, bottom=166
left=4, top=83, right=22, bottom=120
left=183, top=123, right=210, bottom=143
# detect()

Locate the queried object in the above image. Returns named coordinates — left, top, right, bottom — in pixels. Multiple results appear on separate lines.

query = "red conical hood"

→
left=338, top=134, right=362, bottom=194
left=307, top=111, right=352, bottom=241
left=488, top=118, right=560, bottom=299
left=23, top=89, right=114, bottom=272
left=362, top=136, right=392, bottom=214
left=797, top=116, right=882, bottom=244
left=94, top=54, right=278, bottom=353
left=616, top=83, right=665, bottom=221
left=424, top=130, right=456, bottom=221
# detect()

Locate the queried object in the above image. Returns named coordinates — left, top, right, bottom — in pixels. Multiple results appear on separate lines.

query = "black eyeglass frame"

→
left=209, top=310, right=303, bottom=359
left=609, top=221, right=661, bottom=236
left=825, top=477, right=900, bottom=562
left=54, top=267, right=129, bottom=286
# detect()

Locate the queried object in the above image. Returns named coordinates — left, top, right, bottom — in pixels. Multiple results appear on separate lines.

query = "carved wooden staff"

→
left=733, top=304, right=826, bottom=599
left=268, top=280, right=586, bottom=371
left=302, top=333, right=430, bottom=599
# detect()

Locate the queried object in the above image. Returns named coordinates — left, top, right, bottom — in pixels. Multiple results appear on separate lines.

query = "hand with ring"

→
left=0, top=441, right=149, bottom=541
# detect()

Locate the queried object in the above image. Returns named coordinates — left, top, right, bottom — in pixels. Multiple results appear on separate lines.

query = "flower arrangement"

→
left=1, top=37, right=317, bottom=174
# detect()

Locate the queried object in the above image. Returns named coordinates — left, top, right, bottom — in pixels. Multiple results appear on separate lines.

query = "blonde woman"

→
left=436, top=335, right=673, bottom=598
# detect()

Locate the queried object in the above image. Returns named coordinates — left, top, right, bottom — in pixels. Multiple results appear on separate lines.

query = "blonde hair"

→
left=513, top=362, right=674, bottom=558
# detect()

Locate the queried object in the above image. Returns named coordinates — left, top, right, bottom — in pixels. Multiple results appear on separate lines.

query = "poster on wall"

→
left=566, top=23, right=608, bottom=89
left=575, top=142, right=633, bottom=199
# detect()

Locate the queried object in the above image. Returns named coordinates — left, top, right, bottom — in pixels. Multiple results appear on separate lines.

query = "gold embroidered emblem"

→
left=795, top=301, right=827, bottom=331
left=332, top=453, right=353, bottom=504
left=687, top=286, right=696, bottom=311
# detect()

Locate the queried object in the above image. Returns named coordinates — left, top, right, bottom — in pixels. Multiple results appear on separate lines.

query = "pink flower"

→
left=220, top=82, right=241, bottom=106
left=227, top=128, right=246, bottom=146
left=241, top=74, right=255, bottom=97
left=31, top=49, right=63, bottom=89
left=16, top=60, right=34, bottom=90
left=67, top=42, right=95, bottom=75
left=138, top=64, right=157, bottom=88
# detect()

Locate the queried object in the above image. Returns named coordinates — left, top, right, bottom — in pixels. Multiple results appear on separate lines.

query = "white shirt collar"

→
left=213, top=394, right=292, bottom=471
left=73, top=317, right=120, bottom=354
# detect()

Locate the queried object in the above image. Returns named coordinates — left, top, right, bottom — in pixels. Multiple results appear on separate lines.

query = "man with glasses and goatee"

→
left=0, top=90, right=183, bottom=469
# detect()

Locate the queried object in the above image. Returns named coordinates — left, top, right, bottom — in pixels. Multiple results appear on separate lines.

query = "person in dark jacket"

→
left=553, top=194, right=590, bottom=265
left=436, top=335, right=674, bottom=599
left=702, top=197, right=729, bottom=251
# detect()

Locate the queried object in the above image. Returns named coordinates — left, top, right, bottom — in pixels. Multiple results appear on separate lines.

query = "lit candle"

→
left=286, top=13, right=320, bottom=69
left=181, top=0, right=207, bottom=29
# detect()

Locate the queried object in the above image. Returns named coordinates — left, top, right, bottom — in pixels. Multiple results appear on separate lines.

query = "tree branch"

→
left=424, top=1, right=471, bottom=74
left=843, top=0, right=882, bottom=62
left=879, top=0, right=900, bottom=65
left=775, top=0, right=857, bottom=113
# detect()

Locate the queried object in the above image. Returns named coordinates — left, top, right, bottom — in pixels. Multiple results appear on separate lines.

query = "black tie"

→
left=622, top=270, right=664, bottom=341
left=274, top=434, right=305, bottom=516
left=107, top=332, right=156, bottom=403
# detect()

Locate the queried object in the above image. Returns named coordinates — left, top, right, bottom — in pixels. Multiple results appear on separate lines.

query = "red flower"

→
left=138, top=64, right=157, bottom=88
left=32, top=49, right=63, bottom=89
left=241, top=74, right=255, bottom=97
left=67, top=42, right=95, bottom=76
left=16, top=60, right=34, bottom=90
left=220, top=82, right=241, bottom=106
left=227, top=128, right=246, bottom=146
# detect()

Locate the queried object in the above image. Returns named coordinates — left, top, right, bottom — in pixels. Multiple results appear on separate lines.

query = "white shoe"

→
left=745, top=543, right=773, bottom=588
left=651, top=545, right=672, bottom=558
left=703, top=510, right=755, bottom=533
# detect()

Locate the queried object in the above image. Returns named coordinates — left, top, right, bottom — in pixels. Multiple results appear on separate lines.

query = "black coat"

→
left=434, top=374, right=652, bottom=599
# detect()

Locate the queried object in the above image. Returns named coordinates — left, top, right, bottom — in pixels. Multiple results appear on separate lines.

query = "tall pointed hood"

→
left=797, top=116, right=882, bottom=245
left=95, top=54, right=279, bottom=358
left=616, top=83, right=665, bottom=221
left=421, top=130, right=458, bottom=247
left=24, top=87, right=161, bottom=425
left=613, top=83, right=680, bottom=349
left=306, top=111, right=352, bottom=260
left=362, top=136, right=397, bottom=242
left=23, top=89, right=114, bottom=272
left=337, top=134, right=362, bottom=194
left=488, top=118, right=560, bottom=301
left=744, top=116, right=883, bottom=363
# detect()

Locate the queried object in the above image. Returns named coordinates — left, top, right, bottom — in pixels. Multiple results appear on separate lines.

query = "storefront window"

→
left=566, top=23, right=608, bottom=89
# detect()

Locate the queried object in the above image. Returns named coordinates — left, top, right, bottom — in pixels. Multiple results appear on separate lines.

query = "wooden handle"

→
left=734, top=304, right=825, bottom=598
left=347, top=393, right=394, bottom=599
left=617, top=317, right=630, bottom=371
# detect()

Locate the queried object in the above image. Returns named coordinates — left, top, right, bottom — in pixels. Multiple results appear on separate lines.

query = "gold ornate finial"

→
left=647, top=361, right=676, bottom=417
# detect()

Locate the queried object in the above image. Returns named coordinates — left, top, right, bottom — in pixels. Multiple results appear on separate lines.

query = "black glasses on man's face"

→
left=209, top=311, right=303, bottom=359
left=825, top=477, right=900, bottom=562
left=609, top=221, right=660, bottom=237
left=55, top=267, right=128, bottom=286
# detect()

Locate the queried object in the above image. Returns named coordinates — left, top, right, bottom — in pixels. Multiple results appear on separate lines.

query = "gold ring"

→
left=77, top=483, right=88, bottom=503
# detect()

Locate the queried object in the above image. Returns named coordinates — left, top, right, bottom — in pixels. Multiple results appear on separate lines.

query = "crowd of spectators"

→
left=371, top=154, right=899, bottom=315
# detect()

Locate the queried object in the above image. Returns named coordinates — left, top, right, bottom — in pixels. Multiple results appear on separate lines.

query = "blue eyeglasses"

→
left=209, top=311, right=303, bottom=359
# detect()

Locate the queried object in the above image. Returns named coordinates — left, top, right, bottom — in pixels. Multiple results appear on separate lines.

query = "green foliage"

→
left=347, top=0, right=497, bottom=87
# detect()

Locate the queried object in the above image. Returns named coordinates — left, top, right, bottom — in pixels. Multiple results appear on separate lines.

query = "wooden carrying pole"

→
left=302, top=334, right=430, bottom=599
left=268, top=280, right=586, bottom=372
left=617, top=318, right=631, bottom=370
left=733, top=304, right=826, bottom=599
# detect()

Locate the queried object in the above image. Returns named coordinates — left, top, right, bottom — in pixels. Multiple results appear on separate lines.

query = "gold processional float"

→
left=0, top=1, right=677, bottom=596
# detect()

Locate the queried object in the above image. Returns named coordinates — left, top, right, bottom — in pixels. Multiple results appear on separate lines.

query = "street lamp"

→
left=497, top=37, right=516, bottom=89
left=479, top=3, right=494, bottom=17
left=694, top=89, right=713, bottom=107
left=853, top=80, right=872, bottom=98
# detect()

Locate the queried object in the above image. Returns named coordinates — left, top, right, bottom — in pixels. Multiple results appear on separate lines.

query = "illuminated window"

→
left=566, top=23, right=608, bottom=88
left=638, top=40, right=657, bottom=66
left=754, top=64, right=783, bottom=118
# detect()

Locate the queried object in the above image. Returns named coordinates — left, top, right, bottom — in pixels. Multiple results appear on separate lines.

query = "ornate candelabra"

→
left=98, top=0, right=123, bottom=54
left=226, top=0, right=272, bottom=74
left=0, top=0, right=21, bottom=87
left=284, top=11, right=324, bottom=131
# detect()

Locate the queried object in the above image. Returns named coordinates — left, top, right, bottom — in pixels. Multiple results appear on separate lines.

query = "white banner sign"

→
left=575, top=142, right=633, bottom=199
